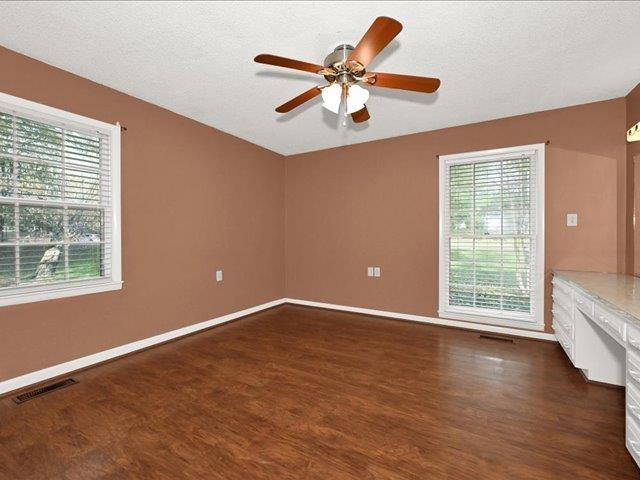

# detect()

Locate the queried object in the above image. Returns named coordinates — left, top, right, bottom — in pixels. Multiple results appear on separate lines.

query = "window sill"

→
left=0, top=280, right=123, bottom=307
left=438, top=309, right=545, bottom=332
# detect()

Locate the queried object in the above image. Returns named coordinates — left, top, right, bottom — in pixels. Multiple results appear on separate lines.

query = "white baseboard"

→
left=284, top=298, right=558, bottom=342
left=0, top=298, right=286, bottom=396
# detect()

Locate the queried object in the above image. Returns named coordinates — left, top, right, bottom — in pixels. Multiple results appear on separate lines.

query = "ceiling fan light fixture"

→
left=256, top=16, right=441, bottom=124
left=321, top=84, right=369, bottom=115
left=347, top=84, right=369, bottom=113
left=321, top=83, right=342, bottom=114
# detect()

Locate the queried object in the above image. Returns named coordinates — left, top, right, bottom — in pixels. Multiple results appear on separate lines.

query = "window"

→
left=0, top=92, right=121, bottom=306
left=439, top=144, right=544, bottom=330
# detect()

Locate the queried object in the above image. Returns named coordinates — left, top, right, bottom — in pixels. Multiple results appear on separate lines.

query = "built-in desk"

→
left=553, top=270, right=640, bottom=468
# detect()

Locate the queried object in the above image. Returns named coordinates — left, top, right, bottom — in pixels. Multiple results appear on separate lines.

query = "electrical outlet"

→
left=566, top=213, right=578, bottom=227
left=216, top=270, right=223, bottom=282
left=367, top=267, right=374, bottom=277
left=374, top=267, right=381, bottom=277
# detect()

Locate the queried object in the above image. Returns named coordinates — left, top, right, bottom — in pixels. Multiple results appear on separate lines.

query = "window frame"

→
left=0, top=92, right=122, bottom=307
left=438, top=143, right=545, bottom=331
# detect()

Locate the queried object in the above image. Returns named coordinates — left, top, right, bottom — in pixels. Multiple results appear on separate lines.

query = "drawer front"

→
left=556, top=327, right=574, bottom=364
left=628, top=323, right=640, bottom=355
left=552, top=283, right=573, bottom=313
left=552, top=277, right=573, bottom=298
left=552, top=304, right=574, bottom=340
left=628, top=350, right=640, bottom=388
left=627, top=414, right=640, bottom=465
left=552, top=291, right=573, bottom=315
left=574, top=290, right=595, bottom=318
left=594, top=303, right=626, bottom=344
left=628, top=382, right=640, bottom=424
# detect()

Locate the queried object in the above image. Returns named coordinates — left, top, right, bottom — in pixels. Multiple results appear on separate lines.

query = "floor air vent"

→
left=479, top=334, right=515, bottom=343
left=13, top=378, right=78, bottom=404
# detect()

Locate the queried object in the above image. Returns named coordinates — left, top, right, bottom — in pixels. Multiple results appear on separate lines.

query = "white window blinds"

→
left=0, top=93, right=121, bottom=305
left=439, top=144, right=545, bottom=328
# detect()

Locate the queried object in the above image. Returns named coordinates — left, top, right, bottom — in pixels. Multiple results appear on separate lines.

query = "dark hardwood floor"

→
left=1, top=305, right=638, bottom=479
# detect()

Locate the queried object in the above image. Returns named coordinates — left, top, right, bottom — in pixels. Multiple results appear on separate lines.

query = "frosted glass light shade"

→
left=321, top=84, right=369, bottom=114
left=321, top=84, right=342, bottom=114
left=347, top=84, right=369, bottom=113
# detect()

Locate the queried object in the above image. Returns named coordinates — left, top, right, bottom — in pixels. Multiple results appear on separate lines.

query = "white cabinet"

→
left=552, top=276, right=626, bottom=384
left=551, top=277, right=577, bottom=365
left=552, top=274, right=636, bottom=468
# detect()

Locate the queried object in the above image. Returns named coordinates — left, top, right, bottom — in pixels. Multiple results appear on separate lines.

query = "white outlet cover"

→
left=566, top=213, right=578, bottom=227
left=367, top=267, right=374, bottom=277
left=374, top=267, right=381, bottom=277
left=216, top=270, right=223, bottom=282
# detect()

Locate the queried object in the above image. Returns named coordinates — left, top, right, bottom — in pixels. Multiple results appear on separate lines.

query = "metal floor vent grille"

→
left=13, top=378, right=78, bottom=404
left=479, top=334, right=515, bottom=343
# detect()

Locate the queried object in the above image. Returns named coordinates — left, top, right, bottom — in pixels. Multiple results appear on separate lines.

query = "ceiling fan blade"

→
left=347, top=17, right=402, bottom=68
left=367, top=72, right=441, bottom=93
left=275, top=87, right=322, bottom=113
left=254, top=54, right=324, bottom=74
left=351, top=106, right=370, bottom=123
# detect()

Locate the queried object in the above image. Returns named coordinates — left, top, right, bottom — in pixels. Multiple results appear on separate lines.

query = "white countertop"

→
left=554, top=270, right=640, bottom=324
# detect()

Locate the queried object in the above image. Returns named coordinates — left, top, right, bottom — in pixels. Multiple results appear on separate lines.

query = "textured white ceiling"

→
left=0, top=1, right=639, bottom=155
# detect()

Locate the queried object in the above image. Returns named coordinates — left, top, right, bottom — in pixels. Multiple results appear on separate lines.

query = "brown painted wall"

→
left=0, top=47, right=285, bottom=382
left=628, top=83, right=640, bottom=275
left=285, top=99, right=627, bottom=332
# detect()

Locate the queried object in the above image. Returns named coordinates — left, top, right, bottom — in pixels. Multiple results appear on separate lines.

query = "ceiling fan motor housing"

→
left=323, top=44, right=360, bottom=83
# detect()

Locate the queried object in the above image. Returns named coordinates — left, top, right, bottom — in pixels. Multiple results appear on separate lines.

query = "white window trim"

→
left=0, top=92, right=122, bottom=307
left=438, top=143, right=545, bottom=331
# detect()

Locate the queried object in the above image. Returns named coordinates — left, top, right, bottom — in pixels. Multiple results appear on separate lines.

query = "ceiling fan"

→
left=254, top=16, right=441, bottom=125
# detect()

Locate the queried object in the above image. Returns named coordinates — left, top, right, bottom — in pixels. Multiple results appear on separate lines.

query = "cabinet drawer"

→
left=594, top=303, right=626, bottom=344
left=552, top=277, right=573, bottom=298
left=628, top=323, right=640, bottom=355
left=628, top=350, right=640, bottom=388
left=627, top=415, right=640, bottom=466
left=574, top=290, right=594, bottom=318
left=628, top=382, right=640, bottom=424
left=552, top=304, right=574, bottom=340
left=552, top=290, right=572, bottom=314
left=556, top=327, right=574, bottom=364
